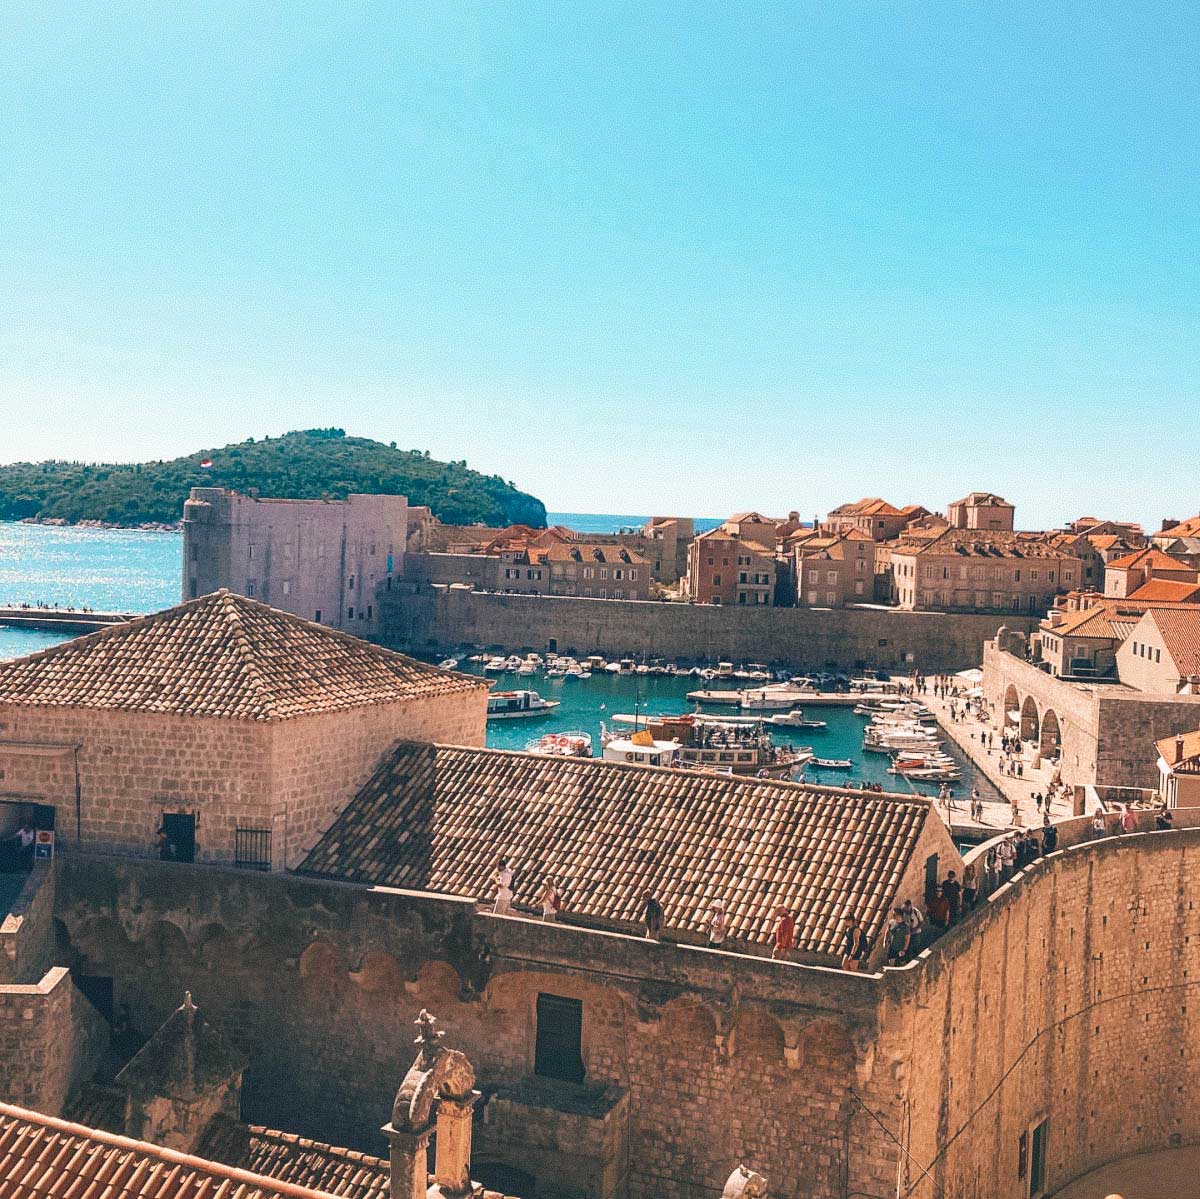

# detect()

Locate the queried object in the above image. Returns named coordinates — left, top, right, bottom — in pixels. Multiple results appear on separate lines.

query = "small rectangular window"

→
left=314, top=610, right=322, bottom=622
left=348, top=606, right=354, bottom=619
left=246, top=581, right=255, bottom=597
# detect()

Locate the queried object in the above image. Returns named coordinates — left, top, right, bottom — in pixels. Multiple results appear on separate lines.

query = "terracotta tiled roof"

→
left=1140, top=608, right=1200, bottom=678
left=1127, top=579, right=1200, bottom=603
left=0, top=1101, right=345, bottom=1199
left=298, top=742, right=936, bottom=956
left=1107, top=547, right=1189, bottom=572
left=1046, top=607, right=1121, bottom=639
left=0, top=591, right=486, bottom=721
left=950, top=492, right=1011, bottom=507
left=196, top=1118, right=389, bottom=1199
left=533, top=544, right=648, bottom=566
left=890, top=528, right=1067, bottom=559
left=1155, top=728, right=1200, bottom=768
left=1162, top=515, right=1200, bottom=539
left=829, top=498, right=903, bottom=517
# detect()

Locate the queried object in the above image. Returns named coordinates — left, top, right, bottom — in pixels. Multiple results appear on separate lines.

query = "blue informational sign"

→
left=33, top=831, right=54, bottom=860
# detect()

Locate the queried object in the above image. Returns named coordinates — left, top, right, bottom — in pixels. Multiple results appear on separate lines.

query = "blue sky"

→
left=1, top=2, right=1196, bottom=527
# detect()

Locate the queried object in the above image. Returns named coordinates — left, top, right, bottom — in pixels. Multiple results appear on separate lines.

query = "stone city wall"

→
left=0, top=964, right=107, bottom=1116
left=0, top=863, right=56, bottom=986
left=54, top=856, right=899, bottom=1199
left=893, top=826, right=1200, bottom=1199
left=383, top=588, right=1038, bottom=672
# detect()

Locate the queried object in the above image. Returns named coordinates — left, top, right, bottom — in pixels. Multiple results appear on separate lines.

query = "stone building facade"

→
left=0, top=591, right=487, bottom=869
left=183, top=487, right=408, bottom=637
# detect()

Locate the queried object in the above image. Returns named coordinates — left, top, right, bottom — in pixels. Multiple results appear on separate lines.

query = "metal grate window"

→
left=234, top=828, right=272, bottom=872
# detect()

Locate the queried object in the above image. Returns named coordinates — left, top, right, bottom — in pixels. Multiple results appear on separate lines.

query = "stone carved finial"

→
left=722, top=1165, right=767, bottom=1199
left=414, top=1008, right=444, bottom=1067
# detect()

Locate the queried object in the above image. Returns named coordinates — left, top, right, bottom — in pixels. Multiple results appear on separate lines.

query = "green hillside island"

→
left=0, top=429, right=547, bottom=529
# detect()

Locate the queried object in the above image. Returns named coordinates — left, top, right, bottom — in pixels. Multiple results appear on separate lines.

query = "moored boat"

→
left=526, top=730, right=593, bottom=757
left=487, top=690, right=561, bottom=719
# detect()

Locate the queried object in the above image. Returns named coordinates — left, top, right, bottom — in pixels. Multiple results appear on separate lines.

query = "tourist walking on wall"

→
left=886, top=909, right=911, bottom=966
left=1042, top=817, right=1059, bottom=854
left=493, top=858, right=514, bottom=915
left=902, top=899, right=925, bottom=952
left=538, top=878, right=562, bottom=921
left=772, top=906, right=796, bottom=960
left=928, top=886, right=951, bottom=933
left=1091, top=811, right=1106, bottom=838
left=942, top=871, right=962, bottom=922
left=707, top=902, right=729, bottom=946
left=840, top=915, right=870, bottom=971
left=962, top=862, right=978, bottom=910
left=1120, top=805, right=1137, bottom=834
left=643, top=891, right=664, bottom=939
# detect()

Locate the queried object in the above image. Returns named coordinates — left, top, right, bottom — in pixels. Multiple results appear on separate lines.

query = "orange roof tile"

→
left=1127, top=579, right=1200, bottom=603
left=299, top=743, right=939, bottom=956
left=1107, top=547, right=1189, bottom=572
left=0, top=591, right=486, bottom=721
left=0, top=1101, right=346, bottom=1199
left=1139, top=608, right=1200, bottom=678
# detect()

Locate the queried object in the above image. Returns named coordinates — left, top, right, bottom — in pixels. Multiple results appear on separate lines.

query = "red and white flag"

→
left=199, top=458, right=213, bottom=469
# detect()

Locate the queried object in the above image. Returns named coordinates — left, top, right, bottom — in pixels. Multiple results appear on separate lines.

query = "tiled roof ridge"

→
left=0, top=1100, right=347, bottom=1199
left=418, top=740, right=931, bottom=808
left=245, top=1124, right=388, bottom=1169
left=220, top=590, right=280, bottom=721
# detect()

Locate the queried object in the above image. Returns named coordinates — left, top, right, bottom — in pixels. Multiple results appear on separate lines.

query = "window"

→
left=600, top=568, right=609, bottom=579
left=348, top=575, right=355, bottom=590
left=314, top=609, right=322, bottom=622
left=713, top=574, right=721, bottom=585
left=189, top=579, right=198, bottom=599
left=366, top=605, right=372, bottom=620
left=1028, top=1119, right=1048, bottom=1197
left=614, top=569, right=623, bottom=580
left=1030, top=570, right=1039, bottom=581
left=826, top=591, right=837, bottom=604
left=739, top=572, right=748, bottom=583
left=348, top=606, right=355, bottom=619
left=1156, top=648, right=1161, bottom=663
left=248, top=544, right=254, bottom=560
left=614, top=589, right=623, bottom=599
left=235, top=828, right=272, bottom=872
left=854, top=580, right=865, bottom=595
left=246, top=581, right=256, bottom=597
left=630, top=570, right=638, bottom=581
left=826, top=571, right=837, bottom=584
left=534, top=994, right=585, bottom=1083
left=282, top=580, right=291, bottom=596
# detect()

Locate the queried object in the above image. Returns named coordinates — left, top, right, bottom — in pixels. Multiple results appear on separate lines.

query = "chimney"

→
left=1177, top=736, right=1187, bottom=764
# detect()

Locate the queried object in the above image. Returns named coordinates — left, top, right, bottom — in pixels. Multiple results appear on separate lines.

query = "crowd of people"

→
left=9, top=601, right=98, bottom=613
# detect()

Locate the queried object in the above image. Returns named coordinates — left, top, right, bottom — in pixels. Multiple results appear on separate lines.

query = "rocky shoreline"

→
left=17, top=516, right=181, bottom=533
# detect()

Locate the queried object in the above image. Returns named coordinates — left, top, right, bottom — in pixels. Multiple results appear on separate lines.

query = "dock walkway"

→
left=0, top=607, right=134, bottom=634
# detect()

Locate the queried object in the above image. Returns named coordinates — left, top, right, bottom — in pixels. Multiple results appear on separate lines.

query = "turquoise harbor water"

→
left=460, top=662, right=1000, bottom=801
left=0, top=521, right=998, bottom=801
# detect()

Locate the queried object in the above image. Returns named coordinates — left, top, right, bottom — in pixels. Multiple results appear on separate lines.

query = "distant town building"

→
left=684, top=529, right=776, bottom=605
left=1065, top=515, right=1146, bottom=542
left=1103, top=546, right=1199, bottom=599
left=182, top=487, right=407, bottom=637
left=888, top=529, right=1077, bottom=615
left=1153, top=513, right=1200, bottom=562
left=945, top=491, right=1015, bottom=531
left=792, top=530, right=876, bottom=608
left=822, top=498, right=913, bottom=542
left=641, top=516, right=695, bottom=585
left=1157, top=728, right=1200, bottom=806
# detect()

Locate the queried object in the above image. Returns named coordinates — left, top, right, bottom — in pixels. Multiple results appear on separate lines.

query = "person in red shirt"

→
left=773, top=906, right=796, bottom=960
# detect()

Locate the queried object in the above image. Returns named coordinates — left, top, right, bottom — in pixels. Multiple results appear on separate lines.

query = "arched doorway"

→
left=1003, top=685, right=1020, bottom=730
left=1040, top=709, right=1061, bottom=760
left=1020, top=695, right=1039, bottom=743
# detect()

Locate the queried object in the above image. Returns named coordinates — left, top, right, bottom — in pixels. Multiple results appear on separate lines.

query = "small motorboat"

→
left=516, top=662, right=537, bottom=676
left=438, top=658, right=460, bottom=670
left=812, top=758, right=853, bottom=769
left=483, top=657, right=507, bottom=673
left=487, top=690, right=561, bottom=719
left=526, top=731, right=593, bottom=757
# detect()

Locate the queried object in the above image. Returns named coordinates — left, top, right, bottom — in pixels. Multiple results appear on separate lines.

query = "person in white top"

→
left=707, top=903, right=729, bottom=946
left=493, top=858, right=514, bottom=915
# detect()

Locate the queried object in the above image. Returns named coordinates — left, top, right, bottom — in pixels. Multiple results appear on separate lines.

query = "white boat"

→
left=604, top=661, right=622, bottom=674
left=516, top=663, right=537, bottom=677
left=585, top=656, right=607, bottom=671
left=602, top=733, right=680, bottom=768
left=635, top=663, right=650, bottom=675
left=618, top=659, right=637, bottom=674
left=437, top=658, right=459, bottom=670
left=565, top=665, right=584, bottom=677
left=504, top=655, right=523, bottom=671
left=484, top=657, right=507, bottom=673
left=700, top=668, right=718, bottom=680
left=812, top=758, right=853, bottom=770
left=526, top=731, right=592, bottom=757
left=687, top=690, right=743, bottom=706
left=716, top=662, right=735, bottom=678
left=545, top=667, right=567, bottom=678
left=487, top=690, right=561, bottom=719
left=767, top=710, right=811, bottom=727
